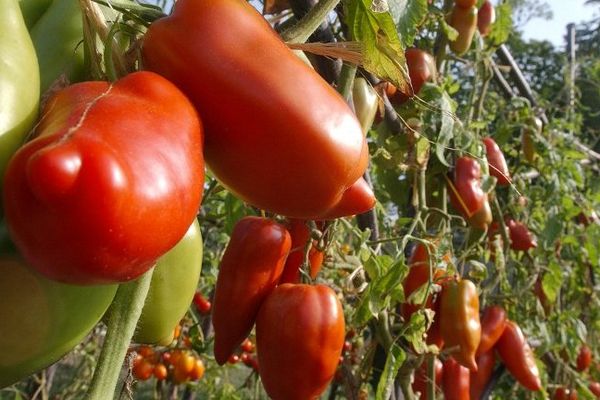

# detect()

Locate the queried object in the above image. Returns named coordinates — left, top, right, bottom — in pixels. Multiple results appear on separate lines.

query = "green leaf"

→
left=487, top=2, right=512, bottom=45
left=542, top=261, right=562, bottom=304
left=388, top=0, right=428, bottom=48
left=542, top=215, right=563, bottom=248
left=375, top=343, right=406, bottom=400
left=436, top=89, right=456, bottom=167
left=344, top=0, right=409, bottom=92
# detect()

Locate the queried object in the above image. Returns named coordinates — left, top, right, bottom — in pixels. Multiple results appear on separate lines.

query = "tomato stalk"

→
left=281, top=0, right=341, bottom=43
left=86, top=269, right=154, bottom=400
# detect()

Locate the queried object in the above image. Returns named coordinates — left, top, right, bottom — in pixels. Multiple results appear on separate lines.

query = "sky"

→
left=521, top=0, right=599, bottom=47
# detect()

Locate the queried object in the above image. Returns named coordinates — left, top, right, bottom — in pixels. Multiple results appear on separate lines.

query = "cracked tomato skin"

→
left=256, top=284, right=345, bottom=400
left=142, top=0, right=372, bottom=219
left=0, top=252, right=117, bottom=388
left=3, top=71, right=204, bottom=284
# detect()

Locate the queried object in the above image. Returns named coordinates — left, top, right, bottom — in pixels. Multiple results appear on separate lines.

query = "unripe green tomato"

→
left=18, top=0, right=52, bottom=29
left=0, top=0, right=40, bottom=200
left=0, top=251, right=117, bottom=388
left=133, top=219, right=203, bottom=345
left=352, top=77, right=378, bottom=135
left=29, top=0, right=85, bottom=93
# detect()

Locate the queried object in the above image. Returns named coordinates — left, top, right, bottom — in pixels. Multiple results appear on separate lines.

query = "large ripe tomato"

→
left=496, top=320, right=541, bottom=391
left=256, top=284, right=345, bottom=400
left=212, top=217, right=291, bottom=365
left=133, top=219, right=203, bottom=345
left=0, top=0, right=39, bottom=200
left=142, top=0, right=374, bottom=219
left=3, top=71, right=204, bottom=284
left=0, top=251, right=117, bottom=388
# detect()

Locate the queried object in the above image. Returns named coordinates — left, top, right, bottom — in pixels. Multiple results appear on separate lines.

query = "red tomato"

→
left=589, top=381, right=600, bottom=398
left=240, top=338, right=255, bottom=353
left=142, top=0, right=374, bottom=219
left=477, top=305, right=507, bottom=355
left=390, top=48, right=436, bottom=104
left=576, top=345, right=592, bottom=371
left=477, top=0, right=496, bottom=36
left=412, top=358, right=443, bottom=399
left=279, top=219, right=324, bottom=284
left=133, top=358, right=154, bottom=381
left=212, top=217, right=291, bottom=365
left=555, top=387, right=578, bottom=400
left=483, top=137, right=511, bottom=186
left=193, top=292, right=212, bottom=315
left=3, top=71, right=204, bottom=284
left=505, top=219, right=537, bottom=251
left=448, top=157, right=492, bottom=230
left=495, top=321, right=541, bottom=391
left=256, top=284, right=345, bottom=400
left=442, top=357, right=470, bottom=400
left=470, top=350, right=496, bottom=400
left=153, top=363, right=167, bottom=380
left=188, top=358, right=205, bottom=381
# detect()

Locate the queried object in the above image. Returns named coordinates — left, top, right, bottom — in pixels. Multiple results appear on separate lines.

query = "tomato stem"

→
left=281, top=0, right=341, bottom=44
left=86, top=269, right=154, bottom=400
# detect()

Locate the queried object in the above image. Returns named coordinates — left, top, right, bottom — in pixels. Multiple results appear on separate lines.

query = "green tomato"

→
left=18, top=0, right=52, bottom=29
left=352, top=77, right=378, bottom=135
left=0, top=252, right=117, bottom=388
left=133, top=219, right=203, bottom=345
left=29, top=0, right=85, bottom=93
left=0, top=0, right=40, bottom=197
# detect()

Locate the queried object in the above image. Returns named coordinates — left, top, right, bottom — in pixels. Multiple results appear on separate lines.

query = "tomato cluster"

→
left=132, top=346, right=205, bottom=384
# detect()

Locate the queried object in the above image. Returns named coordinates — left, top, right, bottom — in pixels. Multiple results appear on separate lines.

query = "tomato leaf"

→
left=344, top=0, right=410, bottom=92
left=375, top=343, right=406, bottom=400
left=387, top=0, right=428, bottom=48
left=487, top=2, right=512, bottom=46
left=542, top=261, right=562, bottom=304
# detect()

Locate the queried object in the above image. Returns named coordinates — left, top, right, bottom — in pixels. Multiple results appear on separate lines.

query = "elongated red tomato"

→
left=477, top=305, right=507, bottom=355
left=449, top=6, right=478, bottom=56
left=442, top=357, right=470, bottom=400
left=448, top=157, right=492, bottom=230
left=576, top=345, right=592, bottom=371
left=496, top=320, right=541, bottom=391
left=3, top=71, right=204, bottom=284
left=470, top=350, right=496, bottom=400
left=256, top=284, right=345, bottom=400
left=142, top=0, right=373, bottom=219
left=212, top=217, right=291, bottom=365
left=477, top=0, right=496, bottom=36
left=483, top=137, right=510, bottom=186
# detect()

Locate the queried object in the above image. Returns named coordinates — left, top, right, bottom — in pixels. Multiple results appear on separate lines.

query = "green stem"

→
left=281, top=0, right=341, bottom=44
left=86, top=270, right=154, bottom=400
